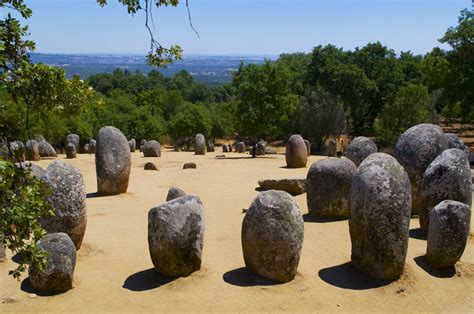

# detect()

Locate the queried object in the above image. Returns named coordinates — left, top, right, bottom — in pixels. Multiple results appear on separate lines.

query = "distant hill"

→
left=30, top=53, right=277, bottom=85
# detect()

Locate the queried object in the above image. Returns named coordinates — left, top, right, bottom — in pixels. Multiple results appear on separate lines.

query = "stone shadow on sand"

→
left=414, top=255, right=456, bottom=278
left=123, top=268, right=177, bottom=292
left=318, top=262, right=391, bottom=290
left=223, top=267, right=282, bottom=287
left=302, top=213, right=347, bottom=223
left=409, top=228, right=427, bottom=240
left=20, top=278, right=68, bottom=297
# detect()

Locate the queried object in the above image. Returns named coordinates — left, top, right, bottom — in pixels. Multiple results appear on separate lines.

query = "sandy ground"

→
left=1, top=150, right=473, bottom=312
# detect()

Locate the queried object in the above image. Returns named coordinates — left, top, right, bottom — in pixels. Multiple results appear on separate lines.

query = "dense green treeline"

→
left=2, top=9, right=472, bottom=152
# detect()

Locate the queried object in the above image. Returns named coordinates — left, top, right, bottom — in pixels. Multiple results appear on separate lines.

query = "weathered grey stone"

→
left=258, top=178, right=307, bottom=195
left=420, top=148, right=472, bottom=231
left=394, top=124, right=448, bottom=215
left=349, top=153, right=412, bottom=280
left=129, top=139, right=136, bottom=152
left=222, top=145, right=229, bottom=153
left=41, top=161, right=87, bottom=250
left=88, top=139, right=96, bottom=154
left=166, top=187, right=186, bottom=202
left=28, top=233, right=76, bottom=292
left=256, top=141, right=266, bottom=156
left=15, top=162, right=45, bottom=179
left=228, top=144, right=233, bottom=152
left=346, top=136, right=377, bottom=167
left=307, top=158, right=357, bottom=218
left=66, top=134, right=80, bottom=152
left=237, top=142, right=246, bottom=153
left=194, top=134, right=206, bottom=155
left=0, top=234, right=5, bottom=262
left=183, top=162, right=197, bottom=169
left=38, top=141, right=57, bottom=158
left=445, top=133, right=468, bottom=154
left=140, top=139, right=146, bottom=152
left=427, top=200, right=471, bottom=269
left=304, top=139, right=311, bottom=156
left=65, top=143, right=76, bottom=159
left=143, top=140, right=161, bottom=157
left=9, top=141, right=25, bottom=162
left=84, top=143, right=89, bottom=153
left=35, top=135, right=46, bottom=143
left=264, top=147, right=277, bottom=155
left=95, top=126, right=131, bottom=195
left=242, top=190, right=304, bottom=283
left=326, top=139, right=336, bottom=157
left=25, top=140, right=40, bottom=161
left=206, top=141, right=215, bottom=152
left=144, top=162, right=158, bottom=171
left=285, top=134, right=307, bottom=168
left=148, top=195, right=205, bottom=276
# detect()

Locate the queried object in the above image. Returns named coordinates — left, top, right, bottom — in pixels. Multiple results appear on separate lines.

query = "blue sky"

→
left=4, top=0, right=471, bottom=56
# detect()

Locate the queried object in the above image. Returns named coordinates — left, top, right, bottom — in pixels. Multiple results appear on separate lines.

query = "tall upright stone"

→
left=307, top=158, right=357, bottom=218
left=128, top=139, right=136, bottom=152
left=88, top=139, right=96, bottom=154
left=349, top=153, right=412, bottom=280
left=285, top=134, right=307, bottom=168
left=420, top=148, right=472, bottom=231
left=41, top=161, right=87, bottom=250
left=65, top=143, right=76, bottom=159
left=143, top=140, right=161, bottom=157
left=195, top=134, right=206, bottom=155
left=346, top=136, right=377, bottom=167
left=95, top=126, right=131, bottom=195
left=394, top=124, right=448, bottom=214
left=148, top=195, right=205, bottom=276
left=25, top=140, right=40, bottom=161
left=242, top=190, right=304, bottom=283
left=256, top=140, right=266, bottom=156
left=304, top=139, right=311, bottom=156
left=66, top=134, right=80, bottom=152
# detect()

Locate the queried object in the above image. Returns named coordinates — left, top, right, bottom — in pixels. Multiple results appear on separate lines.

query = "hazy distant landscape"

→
left=30, top=53, right=276, bottom=85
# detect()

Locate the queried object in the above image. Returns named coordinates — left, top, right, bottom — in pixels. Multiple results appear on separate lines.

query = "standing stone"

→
left=84, top=143, right=89, bottom=153
left=88, top=139, right=96, bottom=154
left=222, top=145, right=229, bottom=153
left=349, top=153, right=412, bottom=280
left=140, top=139, right=147, bottom=152
left=326, top=139, right=336, bottom=157
left=166, top=187, right=186, bottom=202
left=427, top=200, right=471, bottom=269
left=237, top=142, right=246, bottom=153
left=148, top=195, right=205, bottom=276
left=242, top=190, right=304, bottom=283
left=28, top=233, right=76, bottom=293
left=37, top=140, right=57, bottom=158
left=95, top=126, right=131, bottom=195
left=66, top=134, right=80, bottom=152
left=195, top=134, right=206, bottom=155
left=35, top=135, right=46, bottom=143
left=228, top=143, right=233, bottom=152
left=445, top=133, right=469, bottom=157
left=0, top=234, right=5, bottom=262
left=394, top=124, right=448, bottom=215
left=65, top=143, right=76, bottom=159
left=206, top=141, right=215, bottom=152
left=16, top=162, right=45, bottom=179
left=9, top=141, right=25, bottom=162
left=256, top=141, right=266, bottom=156
left=307, top=158, right=357, bottom=218
left=129, top=139, right=136, bottom=152
left=25, top=140, right=40, bottom=161
left=304, top=139, right=311, bottom=156
left=143, top=140, right=161, bottom=157
left=420, top=148, right=472, bottom=231
left=346, top=136, right=377, bottom=167
left=41, top=161, right=87, bottom=250
left=285, top=134, right=307, bottom=168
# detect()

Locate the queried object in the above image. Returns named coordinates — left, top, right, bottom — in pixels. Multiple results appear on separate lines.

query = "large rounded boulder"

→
left=307, top=158, right=357, bottom=218
left=148, top=195, right=205, bottom=277
left=41, top=161, right=87, bottom=250
left=394, top=124, right=448, bottom=214
left=28, top=233, right=76, bottom=293
left=194, top=134, right=206, bottom=155
left=66, top=134, right=80, bottom=152
left=445, top=133, right=469, bottom=156
left=346, top=136, right=377, bottom=166
left=242, top=190, right=304, bottom=283
left=95, top=126, right=131, bottom=195
left=427, top=200, right=471, bottom=269
left=349, top=153, right=412, bottom=280
left=38, top=140, right=57, bottom=158
left=285, top=134, right=308, bottom=168
left=420, top=148, right=472, bottom=231
left=143, top=140, right=161, bottom=157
